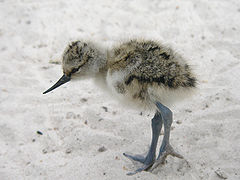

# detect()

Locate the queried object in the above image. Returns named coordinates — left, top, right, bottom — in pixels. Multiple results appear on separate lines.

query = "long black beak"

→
left=43, top=74, right=71, bottom=94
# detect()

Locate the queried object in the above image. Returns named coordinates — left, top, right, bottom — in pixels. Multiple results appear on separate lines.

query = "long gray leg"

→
left=123, top=111, right=163, bottom=175
left=151, top=101, right=183, bottom=170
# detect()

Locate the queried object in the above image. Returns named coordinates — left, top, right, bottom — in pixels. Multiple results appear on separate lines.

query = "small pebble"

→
left=80, top=98, right=88, bottom=102
left=84, top=120, right=88, bottom=125
left=32, top=139, right=36, bottom=142
left=37, top=131, right=43, bottom=135
left=98, top=146, right=107, bottom=152
left=26, top=20, right=31, bottom=24
left=102, top=106, right=108, bottom=112
left=65, top=148, right=72, bottom=154
left=77, top=28, right=84, bottom=32
left=185, top=109, right=192, bottom=113
left=215, top=168, right=228, bottom=179
left=42, top=149, right=47, bottom=154
left=1, top=47, right=7, bottom=51
left=41, top=66, right=50, bottom=70
left=176, top=120, right=182, bottom=124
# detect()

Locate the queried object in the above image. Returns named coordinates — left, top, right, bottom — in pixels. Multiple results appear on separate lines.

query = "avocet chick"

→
left=43, top=39, right=197, bottom=175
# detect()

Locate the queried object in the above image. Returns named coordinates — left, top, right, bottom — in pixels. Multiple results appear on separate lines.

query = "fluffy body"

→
left=62, top=39, right=197, bottom=109
left=106, top=39, right=196, bottom=109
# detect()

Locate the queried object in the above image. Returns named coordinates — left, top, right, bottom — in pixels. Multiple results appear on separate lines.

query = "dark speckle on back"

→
left=108, top=39, right=197, bottom=89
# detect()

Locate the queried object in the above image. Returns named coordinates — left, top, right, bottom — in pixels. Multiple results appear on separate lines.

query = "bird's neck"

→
left=88, top=50, right=108, bottom=77
left=96, top=56, right=108, bottom=73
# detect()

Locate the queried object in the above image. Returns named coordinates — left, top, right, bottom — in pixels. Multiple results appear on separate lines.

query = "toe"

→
left=126, top=164, right=153, bottom=176
left=150, top=145, right=184, bottom=171
left=150, top=156, right=166, bottom=171
left=123, top=153, right=146, bottom=163
left=167, top=145, right=184, bottom=159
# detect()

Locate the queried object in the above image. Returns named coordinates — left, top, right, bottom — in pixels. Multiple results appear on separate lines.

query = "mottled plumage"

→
left=106, top=39, right=196, bottom=108
left=43, top=39, right=197, bottom=175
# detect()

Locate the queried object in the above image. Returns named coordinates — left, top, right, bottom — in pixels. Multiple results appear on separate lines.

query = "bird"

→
left=43, top=39, right=197, bottom=175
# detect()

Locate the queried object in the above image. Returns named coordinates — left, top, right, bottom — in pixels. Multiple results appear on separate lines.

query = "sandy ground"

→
left=0, top=0, right=240, bottom=179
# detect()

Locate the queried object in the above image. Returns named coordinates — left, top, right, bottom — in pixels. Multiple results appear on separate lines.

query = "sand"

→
left=0, top=0, right=240, bottom=179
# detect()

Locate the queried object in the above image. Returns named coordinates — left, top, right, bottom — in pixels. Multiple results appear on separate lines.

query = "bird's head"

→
left=43, top=40, right=101, bottom=94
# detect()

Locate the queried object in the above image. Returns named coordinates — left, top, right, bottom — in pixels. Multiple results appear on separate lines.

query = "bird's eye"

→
left=69, top=63, right=85, bottom=76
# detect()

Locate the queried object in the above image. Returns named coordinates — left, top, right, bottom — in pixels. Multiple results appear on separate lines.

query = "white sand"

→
left=0, top=0, right=240, bottom=179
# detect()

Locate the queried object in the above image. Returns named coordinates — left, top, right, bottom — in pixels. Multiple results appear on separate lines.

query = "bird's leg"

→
left=123, top=111, right=163, bottom=175
left=150, top=101, right=184, bottom=171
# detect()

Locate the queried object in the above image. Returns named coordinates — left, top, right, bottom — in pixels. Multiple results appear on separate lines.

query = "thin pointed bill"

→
left=43, top=74, right=71, bottom=94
